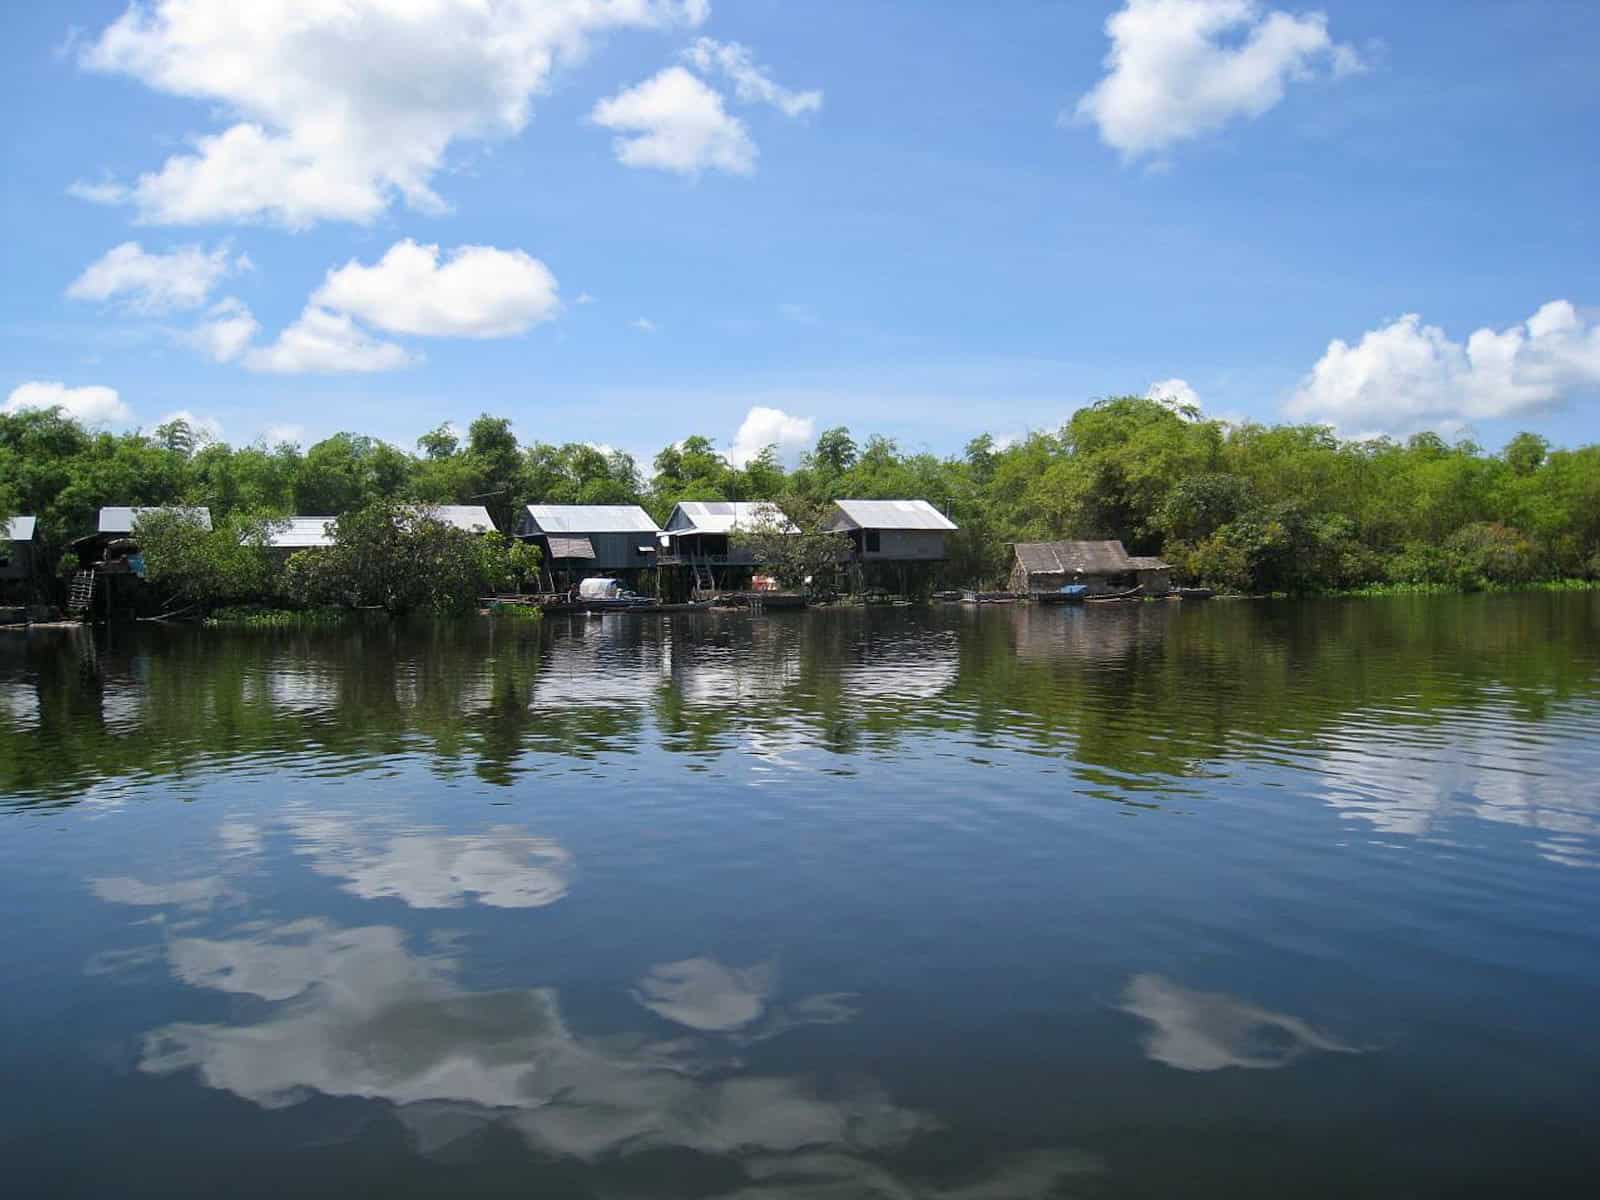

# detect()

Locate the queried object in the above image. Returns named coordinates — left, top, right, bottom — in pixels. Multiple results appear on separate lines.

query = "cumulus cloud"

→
left=244, top=307, right=413, bottom=375
left=1147, top=378, right=1201, bottom=410
left=182, top=297, right=260, bottom=363
left=729, top=405, right=815, bottom=467
left=684, top=38, right=822, bottom=117
left=592, top=66, right=755, bottom=175
left=1074, top=0, right=1363, bottom=159
left=67, top=241, right=242, bottom=312
left=1287, top=301, right=1600, bottom=436
left=262, top=423, right=306, bottom=447
left=74, top=0, right=709, bottom=228
left=312, top=240, right=559, bottom=338
left=4, top=380, right=131, bottom=425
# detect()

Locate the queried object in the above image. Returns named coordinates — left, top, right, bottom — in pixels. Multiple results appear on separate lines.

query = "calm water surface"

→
left=3, top=596, right=1599, bottom=1197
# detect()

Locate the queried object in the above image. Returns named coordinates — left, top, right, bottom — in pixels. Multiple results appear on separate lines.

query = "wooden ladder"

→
left=691, top=561, right=715, bottom=599
left=68, top=570, right=96, bottom=615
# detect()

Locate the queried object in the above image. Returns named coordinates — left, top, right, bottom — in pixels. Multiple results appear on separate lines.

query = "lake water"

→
left=3, top=596, right=1599, bottom=1197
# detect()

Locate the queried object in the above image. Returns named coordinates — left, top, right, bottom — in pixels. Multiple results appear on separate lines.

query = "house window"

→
left=864, top=530, right=880, bottom=553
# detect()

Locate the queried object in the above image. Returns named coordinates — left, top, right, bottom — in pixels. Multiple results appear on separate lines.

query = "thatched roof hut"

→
left=1009, top=539, right=1171, bottom=595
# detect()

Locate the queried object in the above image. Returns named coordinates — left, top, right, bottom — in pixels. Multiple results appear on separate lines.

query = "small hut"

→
left=517, top=504, right=661, bottom=586
left=825, top=500, right=957, bottom=561
left=1, top=516, right=40, bottom=584
left=660, top=501, right=794, bottom=566
left=1009, top=539, right=1171, bottom=596
left=2, top=516, right=44, bottom=608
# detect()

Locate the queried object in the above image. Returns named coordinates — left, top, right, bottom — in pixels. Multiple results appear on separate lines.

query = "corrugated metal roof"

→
left=524, top=504, right=659, bottom=534
left=3, top=516, right=37, bottom=541
left=1013, top=540, right=1134, bottom=576
left=546, top=535, right=596, bottom=559
left=413, top=504, right=496, bottom=533
left=267, top=517, right=337, bottom=549
left=99, top=506, right=212, bottom=534
left=1126, top=555, right=1172, bottom=571
left=665, top=500, right=795, bottom=535
left=828, top=499, right=958, bottom=532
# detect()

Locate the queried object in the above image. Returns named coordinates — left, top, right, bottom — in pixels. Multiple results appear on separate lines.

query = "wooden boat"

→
left=1084, top=586, right=1144, bottom=603
left=1033, top=585, right=1088, bottom=604
left=1176, top=587, right=1214, bottom=600
left=961, top=590, right=1019, bottom=604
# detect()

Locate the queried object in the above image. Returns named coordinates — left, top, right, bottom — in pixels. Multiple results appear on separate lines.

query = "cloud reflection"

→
left=90, top=875, right=227, bottom=909
left=139, top=920, right=934, bottom=1172
left=633, top=956, right=858, bottom=1042
left=1119, top=974, right=1361, bottom=1071
left=285, top=813, right=573, bottom=909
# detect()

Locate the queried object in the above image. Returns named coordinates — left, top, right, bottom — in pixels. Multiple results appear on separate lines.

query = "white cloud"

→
left=684, top=38, right=821, bottom=117
left=4, top=380, right=131, bottom=425
left=262, top=423, right=306, bottom=447
left=312, top=240, right=559, bottom=338
left=75, top=0, right=710, bottom=228
left=592, top=66, right=755, bottom=175
left=1074, top=0, right=1362, bottom=159
left=632, top=317, right=658, bottom=333
left=728, top=405, right=815, bottom=467
left=1287, top=301, right=1600, bottom=435
left=244, top=307, right=414, bottom=374
left=1146, top=378, right=1201, bottom=410
left=183, top=297, right=260, bottom=363
left=67, top=241, right=242, bottom=312
left=157, top=409, right=224, bottom=443
left=576, top=291, right=595, bottom=305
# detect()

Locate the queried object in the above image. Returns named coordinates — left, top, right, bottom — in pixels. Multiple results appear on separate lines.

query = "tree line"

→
left=5, top=396, right=1600, bottom=594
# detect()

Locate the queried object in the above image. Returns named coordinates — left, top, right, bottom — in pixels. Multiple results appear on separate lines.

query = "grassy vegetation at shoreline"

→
left=205, top=606, right=353, bottom=629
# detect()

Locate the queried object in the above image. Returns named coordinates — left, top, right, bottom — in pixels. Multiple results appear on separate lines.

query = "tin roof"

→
left=267, top=517, right=337, bottom=549
left=414, top=504, right=496, bottom=533
left=524, top=504, right=659, bottom=534
left=3, top=516, right=37, bottom=541
left=828, top=499, right=957, bottom=532
left=665, top=500, right=795, bottom=535
left=1126, top=555, right=1172, bottom=571
left=99, top=506, right=212, bottom=534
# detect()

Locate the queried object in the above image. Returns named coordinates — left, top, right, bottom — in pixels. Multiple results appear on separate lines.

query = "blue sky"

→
left=3, top=0, right=1598, bottom=465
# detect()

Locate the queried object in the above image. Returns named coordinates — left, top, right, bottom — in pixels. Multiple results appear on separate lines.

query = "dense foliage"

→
left=131, top=509, right=281, bottom=611
left=282, top=504, right=541, bottom=616
left=732, top=499, right=851, bottom=590
left=6, top=398, right=1600, bottom=594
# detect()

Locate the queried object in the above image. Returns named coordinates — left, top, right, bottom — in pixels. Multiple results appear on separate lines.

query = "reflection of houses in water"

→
left=1009, top=604, right=1161, bottom=665
left=1119, top=974, right=1360, bottom=1071
left=1314, top=706, right=1600, bottom=870
left=840, top=633, right=960, bottom=703
left=531, top=619, right=672, bottom=709
left=249, top=661, right=344, bottom=714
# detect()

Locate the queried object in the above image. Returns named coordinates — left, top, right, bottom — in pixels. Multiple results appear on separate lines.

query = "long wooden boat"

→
left=1084, top=586, right=1144, bottom=603
left=1033, top=585, right=1088, bottom=604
